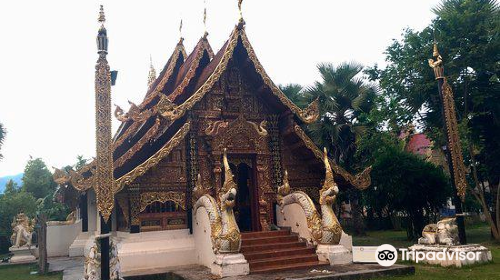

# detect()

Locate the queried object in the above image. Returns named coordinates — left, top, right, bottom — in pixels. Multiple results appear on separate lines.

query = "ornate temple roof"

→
left=55, top=21, right=371, bottom=193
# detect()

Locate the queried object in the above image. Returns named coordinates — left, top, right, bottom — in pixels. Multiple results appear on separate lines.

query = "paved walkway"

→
left=48, top=257, right=413, bottom=280
left=49, top=257, right=84, bottom=280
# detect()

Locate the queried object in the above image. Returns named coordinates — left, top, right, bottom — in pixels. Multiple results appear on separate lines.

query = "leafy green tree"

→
left=0, top=189, right=37, bottom=253
left=365, top=144, right=451, bottom=240
left=0, top=123, right=5, bottom=160
left=75, top=155, right=88, bottom=170
left=22, top=158, right=57, bottom=199
left=4, top=180, right=19, bottom=196
left=368, top=0, right=500, bottom=240
left=36, top=191, right=70, bottom=221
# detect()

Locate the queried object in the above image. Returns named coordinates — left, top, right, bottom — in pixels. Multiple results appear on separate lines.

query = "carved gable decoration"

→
left=210, top=115, right=268, bottom=154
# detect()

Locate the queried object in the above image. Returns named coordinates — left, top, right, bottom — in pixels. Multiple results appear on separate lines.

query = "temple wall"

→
left=117, top=229, right=196, bottom=275
left=46, top=219, right=82, bottom=257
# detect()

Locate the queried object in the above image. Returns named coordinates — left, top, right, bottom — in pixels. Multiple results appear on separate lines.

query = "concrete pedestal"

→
left=316, top=244, right=352, bottom=265
left=9, top=246, right=36, bottom=263
left=210, top=253, right=249, bottom=277
left=407, top=244, right=492, bottom=267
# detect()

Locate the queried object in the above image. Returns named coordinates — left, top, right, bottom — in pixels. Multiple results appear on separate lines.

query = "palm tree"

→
left=304, top=62, right=376, bottom=169
left=0, top=123, right=5, bottom=160
left=280, top=84, right=306, bottom=107
left=304, top=62, right=377, bottom=236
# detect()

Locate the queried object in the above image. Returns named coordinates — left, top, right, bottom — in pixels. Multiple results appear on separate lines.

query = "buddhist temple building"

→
left=52, top=5, right=371, bottom=277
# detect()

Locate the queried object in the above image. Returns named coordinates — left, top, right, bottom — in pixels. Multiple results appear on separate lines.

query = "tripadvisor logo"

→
left=376, top=244, right=398, bottom=267
left=375, top=244, right=482, bottom=266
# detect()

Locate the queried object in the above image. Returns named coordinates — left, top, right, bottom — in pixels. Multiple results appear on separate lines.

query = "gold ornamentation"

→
left=441, top=80, right=467, bottom=200
left=148, top=55, right=157, bottom=89
left=429, top=43, right=467, bottom=201
left=205, top=120, right=229, bottom=136
left=168, top=38, right=214, bottom=102
left=53, top=167, right=70, bottom=185
left=318, top=147, right=342, bottom=244
left=276, top=148, right=342, bottom=245
left=140, top=191, right=186, bottom=212
left=193, top=174, right=210, bottom=201
left=247, top=120, right=268, bottom=137
left=277, top=170, right=290, bottom=201
left=113, top=117, right=161, bottom=169
left=428, top=43, right=444, bottom=80
left=212, top=114, right=268, bottom=153
left=158, top=27, right=318, bottom=124
left=114, top=101, right=154, bottom=123
left=115, top=121, right=191, bottom=191
left=293, top=124, right=372, bottom=190
left=193, top=147, right=241, bottom=253
left=95, top=40, right=114, bottom=222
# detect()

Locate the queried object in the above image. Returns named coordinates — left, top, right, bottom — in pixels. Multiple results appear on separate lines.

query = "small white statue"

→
left=10, top=213, right=34, bottom=248
left=419, top=217, right=459, bottom=246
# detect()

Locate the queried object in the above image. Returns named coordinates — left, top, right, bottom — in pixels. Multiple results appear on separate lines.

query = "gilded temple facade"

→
left=53, top=14, right=371, bottom=276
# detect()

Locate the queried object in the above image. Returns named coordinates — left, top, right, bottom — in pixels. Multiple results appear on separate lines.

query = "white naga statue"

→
left=193, top=148, right=241, bottom=253
left=277, top=148, right=343, bottom=245
left=10, top=213, right=35, bottom=248
left=418, top=217, right=459, bottom=246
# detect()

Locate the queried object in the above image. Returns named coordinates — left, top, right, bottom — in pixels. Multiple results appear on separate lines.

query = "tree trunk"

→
left=467, top=144, right=500, bottom=241
left=350, top=189, right=365, bottom=235
left=37, top=214, right=48, bottom=274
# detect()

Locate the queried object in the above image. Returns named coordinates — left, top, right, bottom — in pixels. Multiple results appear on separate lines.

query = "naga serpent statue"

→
left=277, top=147, right=343, bottom=245
left=193, top=148, right=241, bottom=253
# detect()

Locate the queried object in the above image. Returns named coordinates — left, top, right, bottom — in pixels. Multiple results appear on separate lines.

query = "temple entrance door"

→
left=229, top=158, right=259, bottom=232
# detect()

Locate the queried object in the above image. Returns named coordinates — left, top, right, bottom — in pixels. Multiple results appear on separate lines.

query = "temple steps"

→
left=243, top=246, right=316, bottom=261
left=241, top=229, right=328, bottom=273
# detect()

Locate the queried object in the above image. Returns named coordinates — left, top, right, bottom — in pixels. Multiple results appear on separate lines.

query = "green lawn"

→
left=0, top=264, right=62, bottom=280
left=353, top=224, right=500, bottom=280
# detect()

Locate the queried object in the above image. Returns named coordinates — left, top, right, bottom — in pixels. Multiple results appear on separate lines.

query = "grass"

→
left=353, top=224, right=500, bottom=280
left=0, top=264, right=62, bottom=280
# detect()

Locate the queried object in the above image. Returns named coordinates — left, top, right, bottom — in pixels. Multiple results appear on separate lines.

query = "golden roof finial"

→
left=147, top=55, right=157, bottom=89
left=433, top=41, right=440, bottom=58
left=98, top=5, right=106, bottom=24
left=237, top=0, right=245, bottom=29
left=238, top=0, right=243, bottom=20
left=179, top=19, right=184, bottom=41
left=203, top=0, right=208, bottom=37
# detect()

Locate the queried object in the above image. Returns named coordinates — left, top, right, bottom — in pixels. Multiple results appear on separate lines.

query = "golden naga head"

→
left=193, top=173, right=208, bottom=201
left=300, top=98, right=320, bottom=124
left=320, top=147, right=338, bottom=205
left=277, top=170, right=290, bottom=197
left=114, top=104, right=130, bottom=122
left=53, top=167, right=70, bottom=185
left=158, top=95, right=184, bottom=121
left=221, top=148, right=237, bottom=208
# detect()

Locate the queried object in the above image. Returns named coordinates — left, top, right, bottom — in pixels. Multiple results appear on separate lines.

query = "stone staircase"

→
left=240, top=228, right=329, bottom=273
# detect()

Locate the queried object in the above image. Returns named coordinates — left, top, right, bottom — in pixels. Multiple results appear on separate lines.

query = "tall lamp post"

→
left=95, top=5, right=115, bottom=280
left=428, top=42, right=468, bottom=245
